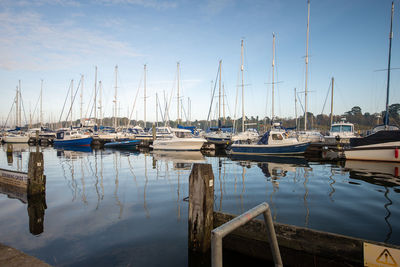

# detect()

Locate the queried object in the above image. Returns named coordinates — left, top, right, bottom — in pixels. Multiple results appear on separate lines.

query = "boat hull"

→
left=230, top=141, right=310, bottom=155
left=104, top=140, right=141, bottom=149
left=54, top=137, right=92, bottom=147
left=344, top=142, right=400, bottom=162
left=152, top=138, right=206, bottom=151
left=3, top=135, right=30, bottom=143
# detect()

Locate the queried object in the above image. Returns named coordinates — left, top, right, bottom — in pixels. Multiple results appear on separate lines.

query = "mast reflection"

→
left=345, top=160, right=400, bottom=243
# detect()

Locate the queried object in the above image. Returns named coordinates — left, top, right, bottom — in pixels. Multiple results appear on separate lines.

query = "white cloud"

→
left=0, top=10, right=141, bottom=71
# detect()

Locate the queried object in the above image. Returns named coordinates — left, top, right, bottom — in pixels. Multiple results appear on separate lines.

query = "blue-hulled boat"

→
left=230, top=129, right=310, bottom=155
left=104, top=139, right=141, bottom=149
left=53, top=130, right=92, bottom=147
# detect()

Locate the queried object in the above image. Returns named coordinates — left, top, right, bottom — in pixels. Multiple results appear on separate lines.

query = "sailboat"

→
left=231, top=40, right=260, bottom=143
left=204, top=60, right=233, bottom=148
left=230, top=34, right=310, bottom=156
left=344, top=1, right=400, bottom=162
left=3, top=81, right=30, bottom=143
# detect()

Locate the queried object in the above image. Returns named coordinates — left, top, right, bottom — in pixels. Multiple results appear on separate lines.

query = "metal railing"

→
left=211, top=202, right=283, bottom=267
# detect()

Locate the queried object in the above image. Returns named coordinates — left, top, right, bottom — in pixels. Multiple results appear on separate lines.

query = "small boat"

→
left=230, top=128, right=310, bottom=155
left=204, top=126, right=233, bottom=148
left=152, top=128, right=206, bottom=151
left=2, top=132, right=30, bottom=143
left=53, top=130, right=92, bottom=147
left=104, top=139, right=141, bottom=149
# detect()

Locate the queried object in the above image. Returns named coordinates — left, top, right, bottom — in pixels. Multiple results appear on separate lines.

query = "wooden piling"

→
left=27, top=152, right=45, bottom=196
left=188, top=163, right=214, bottom=253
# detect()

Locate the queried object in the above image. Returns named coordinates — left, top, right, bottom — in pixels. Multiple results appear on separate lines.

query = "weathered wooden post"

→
left=6, top=143, right=13, bottom=164
left=188, top=163, right=214, bottom=253
left=27, top=151, right=45, bottom=196
left=27, top=150, right=46, bottom=235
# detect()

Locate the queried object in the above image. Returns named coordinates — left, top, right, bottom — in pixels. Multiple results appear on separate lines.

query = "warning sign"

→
left=364, top=242, right=400, bottom=267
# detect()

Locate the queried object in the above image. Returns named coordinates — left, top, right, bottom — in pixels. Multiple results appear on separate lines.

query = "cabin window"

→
left=65, top=132, right=70, bottom=136
left=271, top=134, right=283, bottom=140
left=330, top=126, right=340, bottom=132
left=342, top=125, right=352, bottom=132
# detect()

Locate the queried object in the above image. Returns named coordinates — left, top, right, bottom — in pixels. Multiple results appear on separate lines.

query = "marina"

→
left=1, top=0, right=400, bottom=266
left=0, top=143, right=399, bottom=266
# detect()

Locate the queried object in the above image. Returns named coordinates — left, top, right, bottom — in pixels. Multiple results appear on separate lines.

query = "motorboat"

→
left=230, top=128, right=310, bottom=155
left=324, top=120, right=358, bottom=144
left=53, top=130, right=92, bottom=147
left=152, top=128, right=206, bottom=151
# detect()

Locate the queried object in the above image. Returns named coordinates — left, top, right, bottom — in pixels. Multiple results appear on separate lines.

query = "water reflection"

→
left=344, top=160, right=400, bottom=243
left=0, top=148, right=46, bottom=236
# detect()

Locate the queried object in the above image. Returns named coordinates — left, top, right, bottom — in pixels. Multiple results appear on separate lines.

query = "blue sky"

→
left=0, top=0, right=399, bottom=125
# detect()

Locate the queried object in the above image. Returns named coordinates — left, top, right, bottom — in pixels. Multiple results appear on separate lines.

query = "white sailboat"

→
left=3, top=81, right=30, bottom=143
left=204, top=60, right=233, bottom=147
left=230, top=34, right=310, bottom=156
left=296, top=0, right=322, bottom=143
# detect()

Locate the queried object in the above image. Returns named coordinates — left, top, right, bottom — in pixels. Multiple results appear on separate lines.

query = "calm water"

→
left=0, top=144, right=399, bottom=266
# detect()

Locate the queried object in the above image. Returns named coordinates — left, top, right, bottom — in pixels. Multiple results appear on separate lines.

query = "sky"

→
left=0, top=0, right=399, bottom=126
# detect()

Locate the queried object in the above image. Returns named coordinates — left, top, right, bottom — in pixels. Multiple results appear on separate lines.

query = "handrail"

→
left=211, top=202, right=283, bottom=267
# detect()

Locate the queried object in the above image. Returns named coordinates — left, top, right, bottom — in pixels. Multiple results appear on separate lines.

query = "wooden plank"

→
left=214, top=211, right=400, bottom=266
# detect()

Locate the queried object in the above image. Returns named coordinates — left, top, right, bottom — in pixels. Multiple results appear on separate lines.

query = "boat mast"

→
left=80, top=75, right=84, bottom=126
left=241, top=39, right=245, bottom=132
left=94, top=66, right=97, bottom=123
left=177, top=62, right=180, bottom=125
left=18, top=80, right=22, bottom=128
left=330, top=77, right=334, bottom=126
left=272, top=33, right=276, bottom=122
left=71, top=79, right=74, bottom=127
left=15, top=85, right=18, bottom=128
left=156, top=92, right=159, bottom=127
left=384, top=1, right=394, bottom=127
left=304, top=0, right=310, bottom=131
left=295, top=88, right=298, bottom=129
left=219, top=60, right=222, bottom=122
left=144, top=64, right=147, bottom=129
left=99, top=81, right=103, bottom=126
left=114, top=65, right=118, bottom=129
left=40, top=79, right=43, bottom=127
left=223, top=83, right=225, bottom=124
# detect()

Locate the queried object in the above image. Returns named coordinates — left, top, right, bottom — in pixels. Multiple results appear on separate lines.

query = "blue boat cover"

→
left=257, top=131, right=269, bottom=145
left=178, top=124, right=196, bottom=134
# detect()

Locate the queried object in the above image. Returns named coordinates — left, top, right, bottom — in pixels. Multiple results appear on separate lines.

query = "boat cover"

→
left=257, top=131, right=269, bottom=145
left=350, top=130, right=400, bottom=147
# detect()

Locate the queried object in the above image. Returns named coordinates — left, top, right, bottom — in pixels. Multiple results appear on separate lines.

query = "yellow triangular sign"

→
left=376, top=249, right=398, bottom=266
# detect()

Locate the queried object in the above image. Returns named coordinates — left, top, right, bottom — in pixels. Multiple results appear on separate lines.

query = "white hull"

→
left=344, top=141, right=400, bottom=162
left=152, top=138, right=206, bottom=151
left=3, top=135, right=29, bottom=143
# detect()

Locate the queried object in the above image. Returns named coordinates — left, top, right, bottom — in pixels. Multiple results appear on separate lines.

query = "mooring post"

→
left=188, top=163, right=214, bottom=253
left=27, top=151, right=45, bottom=196
left=6, top=143, right=13, bottom=164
